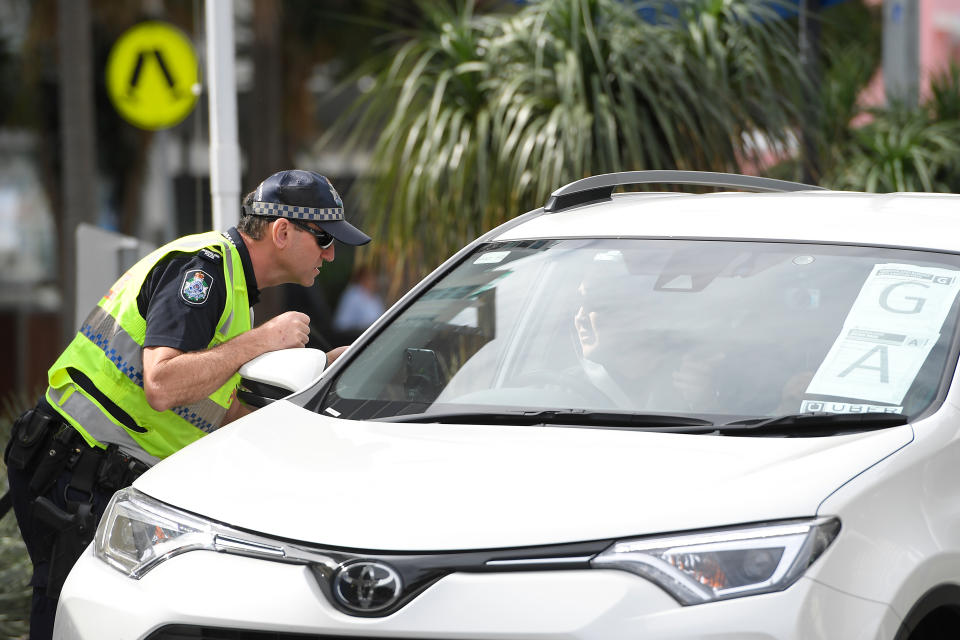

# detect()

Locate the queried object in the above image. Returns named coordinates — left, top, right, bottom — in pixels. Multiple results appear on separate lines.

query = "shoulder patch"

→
left=198, top=248, right=222, bottom=263
left=180, top=269, right=215, bottom=305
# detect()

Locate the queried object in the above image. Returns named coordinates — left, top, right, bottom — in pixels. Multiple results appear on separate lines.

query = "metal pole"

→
left=883, top=0, right=919, bottom=109
left=57, top=0, right=98, bottom=346
left=205, top=0, right=240, bottom=230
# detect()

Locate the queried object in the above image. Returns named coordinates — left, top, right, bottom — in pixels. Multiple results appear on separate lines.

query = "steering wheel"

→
left=513, top=368, right=617, bottom=406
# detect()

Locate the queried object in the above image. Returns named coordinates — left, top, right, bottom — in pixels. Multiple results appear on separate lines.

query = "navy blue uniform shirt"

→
left=138, top=228, right=260, bottom=351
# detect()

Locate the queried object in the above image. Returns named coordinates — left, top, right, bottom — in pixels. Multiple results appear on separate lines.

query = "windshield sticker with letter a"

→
left=805, top=264, right=960, bottom=405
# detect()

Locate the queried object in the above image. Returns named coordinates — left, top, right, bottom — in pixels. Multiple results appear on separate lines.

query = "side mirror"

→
left=237, top=348, right=327, bottom=408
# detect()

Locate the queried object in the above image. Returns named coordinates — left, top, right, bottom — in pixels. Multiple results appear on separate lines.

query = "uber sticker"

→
left=800, top=400, right=903, bottom=415
left=180, top=269, right=215, bottom=305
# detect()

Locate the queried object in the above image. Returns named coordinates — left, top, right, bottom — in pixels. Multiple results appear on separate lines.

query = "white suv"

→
left=57, top=171, right=960, bottom=640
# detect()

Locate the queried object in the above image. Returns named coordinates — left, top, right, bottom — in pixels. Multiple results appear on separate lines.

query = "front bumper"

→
left=55, top=544, right=900, bottom=640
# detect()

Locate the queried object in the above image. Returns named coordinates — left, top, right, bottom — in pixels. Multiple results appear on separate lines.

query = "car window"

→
left=314, top=239, right=960, bottom=422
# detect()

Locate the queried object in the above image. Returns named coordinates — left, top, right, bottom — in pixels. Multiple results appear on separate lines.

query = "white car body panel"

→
left=135, top=399, right=912, bottom=550
left=58, top=543, right=902, bottom=640
left=808, top=398, right=960, bottom=620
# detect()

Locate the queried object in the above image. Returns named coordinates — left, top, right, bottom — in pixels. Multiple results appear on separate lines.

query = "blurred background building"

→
left=1, top=0, right=960, bottom=404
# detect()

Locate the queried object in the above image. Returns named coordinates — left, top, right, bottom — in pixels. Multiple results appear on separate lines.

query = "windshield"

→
left=310, top=239, right=960, bottom=423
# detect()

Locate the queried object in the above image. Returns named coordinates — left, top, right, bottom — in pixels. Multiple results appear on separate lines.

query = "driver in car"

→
left=572, top=266, right=725, bottom=412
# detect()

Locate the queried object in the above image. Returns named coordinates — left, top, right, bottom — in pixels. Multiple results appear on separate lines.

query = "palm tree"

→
left=329, top=0, right=810, bottom=292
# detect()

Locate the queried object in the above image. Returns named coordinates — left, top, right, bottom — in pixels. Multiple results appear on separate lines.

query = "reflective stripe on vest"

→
left=46, top=231, right=251, bottom=460
left=47, top=383, right=161, bottom=467
left=76, top=305, right=230, bottom=432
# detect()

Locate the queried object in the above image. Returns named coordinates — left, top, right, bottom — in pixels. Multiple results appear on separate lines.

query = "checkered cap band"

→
left=251, top=201, right=344, bottom=221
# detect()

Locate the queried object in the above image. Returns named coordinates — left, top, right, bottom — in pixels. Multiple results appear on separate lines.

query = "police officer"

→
left=3, top=169, right=370, bottom=640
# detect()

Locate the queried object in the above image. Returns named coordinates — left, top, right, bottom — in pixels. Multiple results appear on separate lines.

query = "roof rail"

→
left=544, top=170, right=826, bottom=213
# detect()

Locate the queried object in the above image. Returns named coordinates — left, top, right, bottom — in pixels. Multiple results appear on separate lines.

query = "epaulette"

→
left=198, top=248, right=222, bottom=263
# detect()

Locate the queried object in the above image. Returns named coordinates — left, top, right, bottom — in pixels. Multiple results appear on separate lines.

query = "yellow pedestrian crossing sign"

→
left=106, top=21, right=200, bottom=130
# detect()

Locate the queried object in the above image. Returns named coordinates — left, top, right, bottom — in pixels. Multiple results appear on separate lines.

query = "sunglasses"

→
left=289, top=218, right=335, bottom=249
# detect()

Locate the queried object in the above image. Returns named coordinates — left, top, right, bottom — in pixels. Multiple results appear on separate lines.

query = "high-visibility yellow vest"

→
left=46, top=231, right=251, bottom=462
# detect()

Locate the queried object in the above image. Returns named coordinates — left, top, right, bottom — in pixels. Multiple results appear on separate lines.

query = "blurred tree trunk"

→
left=250, top=0, right=286, bottom=181
left=799, top=0, right=822, bottom=184
left=249, top=0, right=288, bottom=323
left=57, top=0, right=98, bottom=346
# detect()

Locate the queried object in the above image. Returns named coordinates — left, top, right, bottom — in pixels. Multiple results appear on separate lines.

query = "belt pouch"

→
left=6, top=409, right=54, bottom=471
left=97, top=445, right=151, bottom=490
left=27, top=428, right=74, bottom=495
left=97, top=444, right=128, bottom=491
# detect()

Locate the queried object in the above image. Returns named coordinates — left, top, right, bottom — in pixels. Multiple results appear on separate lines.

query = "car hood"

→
left=135, top=401, right=913, bottom=550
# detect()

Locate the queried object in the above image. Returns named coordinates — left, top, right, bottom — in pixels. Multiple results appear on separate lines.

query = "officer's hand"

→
left=259, top=311, right=311, bottom=350
left=326, top=345, right=348, bottom=366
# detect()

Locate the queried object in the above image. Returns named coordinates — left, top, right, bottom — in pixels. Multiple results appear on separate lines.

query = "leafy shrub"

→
left=0, top=391, right=39, bottom=640
left=824, top=107, right=960, bottom=192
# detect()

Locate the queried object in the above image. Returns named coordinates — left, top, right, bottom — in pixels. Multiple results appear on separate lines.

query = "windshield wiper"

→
left=378, top=409, right=715, bottom=431
left=717, top=412, right=909, bottom=436
left=378, top=410, right=908, bottom=436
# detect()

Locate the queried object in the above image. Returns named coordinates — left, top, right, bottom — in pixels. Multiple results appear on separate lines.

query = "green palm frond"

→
left=817, top=41, right=877, bottom=146
left=327, top=0, right=810, bottom=289
left=825, top=108, right=960, bottom=193
left=929, top=62, right=960, bottom=123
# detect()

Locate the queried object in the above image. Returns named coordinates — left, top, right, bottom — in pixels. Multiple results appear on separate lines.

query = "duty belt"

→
left=4, top=402, right=150, bottom=500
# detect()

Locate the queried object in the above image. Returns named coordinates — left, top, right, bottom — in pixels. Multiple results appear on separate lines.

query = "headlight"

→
left=94, top=488, right=219, bottom=578
left=94, top=487, right=286, bottom=578
left=590, top=517, right=840, bottom=605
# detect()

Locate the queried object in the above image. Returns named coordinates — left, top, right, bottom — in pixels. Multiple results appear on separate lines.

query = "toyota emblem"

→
left=332, top=560, right=403, bottom=612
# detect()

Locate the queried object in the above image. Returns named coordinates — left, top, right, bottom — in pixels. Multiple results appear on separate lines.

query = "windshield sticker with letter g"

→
left=805, top=264, right=960, bottom=405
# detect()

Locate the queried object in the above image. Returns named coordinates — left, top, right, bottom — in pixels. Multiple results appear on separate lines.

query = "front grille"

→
left=145, top=626, right=422, bottom=640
